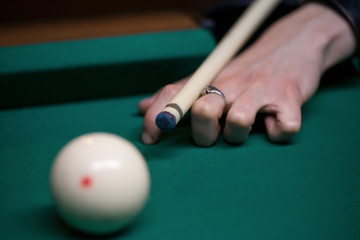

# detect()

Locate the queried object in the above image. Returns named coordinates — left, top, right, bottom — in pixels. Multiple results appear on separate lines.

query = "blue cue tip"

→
left=156, top=112, right=176, bottom=131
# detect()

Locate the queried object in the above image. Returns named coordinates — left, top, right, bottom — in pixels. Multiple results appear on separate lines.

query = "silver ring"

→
left=199, top=85, right=225, bottom=99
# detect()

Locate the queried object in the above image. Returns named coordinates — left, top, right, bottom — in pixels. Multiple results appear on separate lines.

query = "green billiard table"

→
left=1, top=28, right=360, bottom=239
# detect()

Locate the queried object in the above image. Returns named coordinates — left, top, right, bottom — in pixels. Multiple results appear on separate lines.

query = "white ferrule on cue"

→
left=159, top=0, right=282, bottom=129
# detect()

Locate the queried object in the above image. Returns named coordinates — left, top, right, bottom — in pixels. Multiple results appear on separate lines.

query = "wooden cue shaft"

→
left=157, top=0, right=282, bottom=130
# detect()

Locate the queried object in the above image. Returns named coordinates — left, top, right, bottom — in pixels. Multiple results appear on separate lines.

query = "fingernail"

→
left=142, top=132, right=153, bottom=145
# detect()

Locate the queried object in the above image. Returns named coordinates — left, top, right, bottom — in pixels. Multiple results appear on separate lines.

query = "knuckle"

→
left=191, top=101, right=215, bottom=120
left=227, top=110, right=253, bottom=128
left=281, top=120, right=301, bottom=135
left=161, top=84, right=180, bottom=96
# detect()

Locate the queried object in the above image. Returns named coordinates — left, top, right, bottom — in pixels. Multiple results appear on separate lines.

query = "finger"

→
left=138, top=94, right=158, bottom=115
left=191, top=93, right=226, bottom=147
left=138, top=78, right=188, bottom=115
left=223, top=91, right=260, bottom=144
left=142, top=83, right=183, bottom=145
left=264, top=99, right=301, bottom=143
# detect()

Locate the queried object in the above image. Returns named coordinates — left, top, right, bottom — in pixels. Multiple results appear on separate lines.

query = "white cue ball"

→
left=50, top=132, right=150, bottom=235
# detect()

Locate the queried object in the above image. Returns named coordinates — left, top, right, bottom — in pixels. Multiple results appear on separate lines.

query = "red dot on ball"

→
left=81, top=176, right=92, bottom=189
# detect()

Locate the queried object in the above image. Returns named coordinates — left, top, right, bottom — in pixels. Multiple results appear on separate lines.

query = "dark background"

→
left=0, top=0, right=230, bottom=24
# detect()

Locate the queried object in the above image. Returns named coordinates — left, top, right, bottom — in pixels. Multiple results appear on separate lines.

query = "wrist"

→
left=295, top=3, right=356, bottom=71
left=301, top=0, right=359, bottom=55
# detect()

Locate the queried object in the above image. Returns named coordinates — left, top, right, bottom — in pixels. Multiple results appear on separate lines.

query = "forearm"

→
left=245, top=3, right=356, bottom=73
left=301, top=3, right=356, bottom=71
left=302, top=0, right=360, bottom=56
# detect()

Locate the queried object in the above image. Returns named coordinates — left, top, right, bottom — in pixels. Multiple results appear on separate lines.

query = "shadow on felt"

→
left=28, top=204, right=145, bottom=239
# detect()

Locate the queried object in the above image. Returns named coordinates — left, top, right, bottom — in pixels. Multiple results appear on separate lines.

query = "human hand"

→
left=139, top=3, right=356, bottom=146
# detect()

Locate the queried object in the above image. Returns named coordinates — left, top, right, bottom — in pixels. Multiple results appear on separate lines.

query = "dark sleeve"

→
left=301, top=0, right=360, bottom=56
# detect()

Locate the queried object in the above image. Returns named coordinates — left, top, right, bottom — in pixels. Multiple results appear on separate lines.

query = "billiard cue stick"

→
left=156, top=0, right=282, bottom=131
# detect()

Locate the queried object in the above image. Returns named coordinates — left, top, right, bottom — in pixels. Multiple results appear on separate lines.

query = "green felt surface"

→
left=0, top=29, right=214, bottom=109
left=1, top=29, right=360, bottom=239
